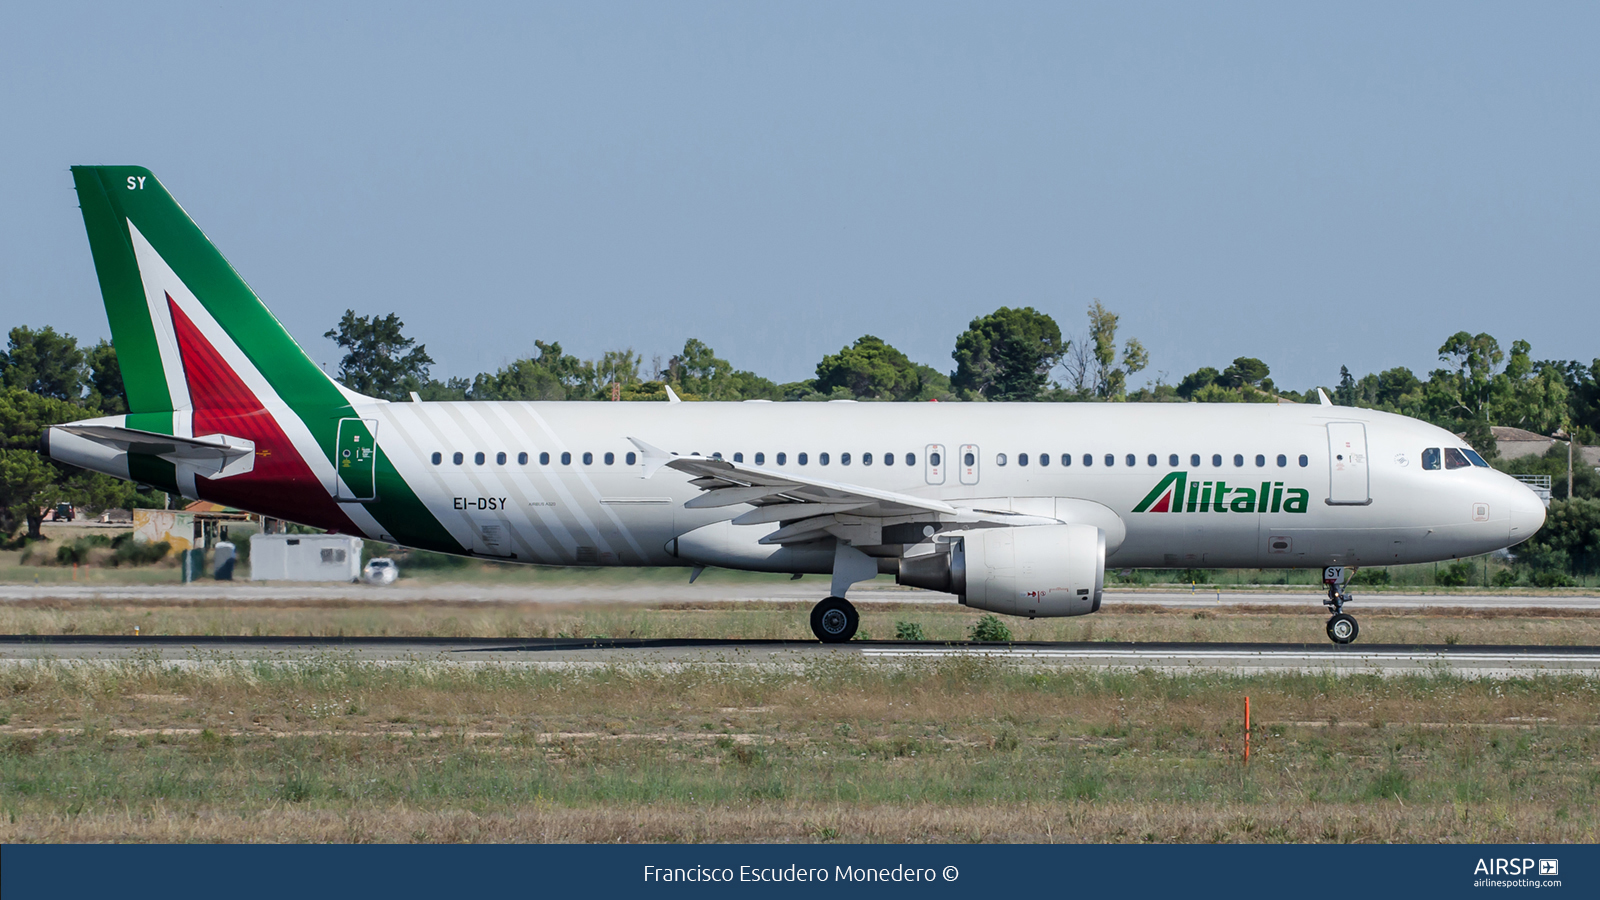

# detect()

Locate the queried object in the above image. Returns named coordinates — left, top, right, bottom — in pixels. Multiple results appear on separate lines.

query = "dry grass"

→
left=0, top=655, right=1596, bottom=843
left=4, top=599, right=1600, bottom=645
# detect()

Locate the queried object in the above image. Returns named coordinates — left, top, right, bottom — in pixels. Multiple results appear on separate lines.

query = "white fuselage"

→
left=357, top=399, right=1546, bottom=572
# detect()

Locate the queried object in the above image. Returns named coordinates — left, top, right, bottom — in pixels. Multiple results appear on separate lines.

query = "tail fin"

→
left=70, top=166, right=351, bottom=424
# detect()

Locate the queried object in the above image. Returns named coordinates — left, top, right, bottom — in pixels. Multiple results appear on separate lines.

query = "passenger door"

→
left=1326, top=422, right=1371, bottom=505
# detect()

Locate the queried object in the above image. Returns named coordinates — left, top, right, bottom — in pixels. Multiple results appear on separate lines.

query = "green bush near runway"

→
left=0, top=656, right=1595, bottom=842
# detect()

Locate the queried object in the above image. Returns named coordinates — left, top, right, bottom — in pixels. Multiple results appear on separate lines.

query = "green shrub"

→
left=1435, top=561, right=1477, bottom=587
left=54, top=534, right=111, bottom=564
left=1492, top=569, right=1520, bottom=588
left=1350, top=568, right=1391, bottom=586
left=894, top=620, right=927, bottom=641
left=968, top=614, right=1012, bottom=642
left=1531, top=569, right=1577, bottom=588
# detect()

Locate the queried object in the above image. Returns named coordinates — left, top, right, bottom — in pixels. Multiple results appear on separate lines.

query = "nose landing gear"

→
left=810, top=596, right=859, bottom=643
left=1322, top=566, right=1359, bottom=644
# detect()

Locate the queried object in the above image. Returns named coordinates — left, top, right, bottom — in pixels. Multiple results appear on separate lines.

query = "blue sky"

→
left=3, top=2, right=1596, bottom=392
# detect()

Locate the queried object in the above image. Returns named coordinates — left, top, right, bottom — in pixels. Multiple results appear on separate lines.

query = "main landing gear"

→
left=1322, top=566, right=1359, bottom=644
left=810, top=596, right=859, bottom=643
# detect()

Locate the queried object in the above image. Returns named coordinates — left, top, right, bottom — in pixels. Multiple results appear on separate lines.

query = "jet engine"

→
left=896, top=524, right=1104, bottom=617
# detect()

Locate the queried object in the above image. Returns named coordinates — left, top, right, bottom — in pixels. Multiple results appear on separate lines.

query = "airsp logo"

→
left=1473, top=858, right=1545, bottom=876
left=1539, top=859, right=1559, bottom=876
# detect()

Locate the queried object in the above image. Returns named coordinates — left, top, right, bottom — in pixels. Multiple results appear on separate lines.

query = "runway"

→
left=3, top=582, right=1598, bottom=610
left=3, top=634, right=1597, bottom=677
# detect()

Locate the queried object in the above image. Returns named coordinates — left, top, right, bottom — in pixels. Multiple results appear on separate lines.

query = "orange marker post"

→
left=1244, top=696, right=1251, bottom=765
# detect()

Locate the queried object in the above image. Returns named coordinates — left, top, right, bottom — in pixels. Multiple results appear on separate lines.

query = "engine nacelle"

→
left=897, top=523, right=1104, bottom=617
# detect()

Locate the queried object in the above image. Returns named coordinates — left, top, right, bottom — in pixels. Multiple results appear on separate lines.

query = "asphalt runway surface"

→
left=4, top=582, right=1599, bottom=610
left=3, top=634, right=1597, bottom=677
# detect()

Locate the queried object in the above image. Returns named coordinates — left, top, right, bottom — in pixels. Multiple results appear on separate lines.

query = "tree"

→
left=0, top=388, right=157, bottom=538
left=1219, top=357, right=1270, bottom=389
left=1176, top=367, right=1220, bottom=400
left=667, top=339, right=779, bottom=401
left=814, top=335, right=922, bottom=400
left=0, top=326, right=85, bottom=401
left=952, top=307, right=1065, bottom=401
left=84, top=340, right=127, bottom=414
left=324, top=310, right=434, bottom=401
left=1086, top=301, right=1148, bottom=399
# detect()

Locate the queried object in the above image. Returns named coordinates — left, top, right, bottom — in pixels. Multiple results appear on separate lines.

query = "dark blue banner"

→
left=2, top=844, right=1591, bottom=899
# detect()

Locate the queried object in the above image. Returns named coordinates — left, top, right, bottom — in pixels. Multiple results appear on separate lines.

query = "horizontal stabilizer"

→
left=57, top=424, right=255, bottom=477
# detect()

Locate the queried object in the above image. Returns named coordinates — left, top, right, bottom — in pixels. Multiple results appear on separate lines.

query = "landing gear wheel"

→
left=1327, top=613, right=1359, bottom=644
left=810, top=596, right=859, bottom=643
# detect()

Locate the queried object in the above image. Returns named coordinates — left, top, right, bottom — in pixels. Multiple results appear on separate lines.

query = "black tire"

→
left=1327, top=613, right=1359, bottom=644
left=810, top=596, right=859, bottom=643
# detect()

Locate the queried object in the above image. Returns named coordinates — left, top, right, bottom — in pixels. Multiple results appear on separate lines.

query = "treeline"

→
left=3, top=303, right=1597, bottom=576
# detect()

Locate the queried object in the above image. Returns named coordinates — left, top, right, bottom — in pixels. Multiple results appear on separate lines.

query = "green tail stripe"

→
left=72, top=168, right=173, bottom=415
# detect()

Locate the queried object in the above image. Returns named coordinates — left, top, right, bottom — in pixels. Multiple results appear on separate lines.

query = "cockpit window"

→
left=1421, top=448, right=1441, bottom=470
left=1443, top=448, right=1471, bottom=470
left=1462, top=448, right=1490, bottom=468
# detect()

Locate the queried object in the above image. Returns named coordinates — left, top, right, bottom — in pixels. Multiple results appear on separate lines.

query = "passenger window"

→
left=841, top=452, right=851, bottom=466
left=496, top=451, right=507, bottom=465
left=1083, top=454, right=1092, bottom=467
left=733, top=452, right=743, bottom=463
left=561, top=451, right=572, bottom=465
left=1126, top=454, right=1136, bottom=467
left=997, top=453, right=1008, bottom=466
left=1276, top=454, right=1287, bottom=467
left=1018, top=453, right=1028, bottom=467
left=862, top=452, right=873, bottom=466
left=1298, top=454, right=1309, bottom=467
left=1190, top=454, right=1201, bottom=467
left=540, top=452, right=550, bottom=465
left=965, top=452, right=976, bottom=466
left=431, top=452, right=442, bottom=465
left=820, top=452, right=830, bottom=466
left=474, top=452, right=486, bottom=465
left=906, top=453, right=916, bottom=466
left=1168, top=454, right=1178, bottom=467
left=777, top=452, right=787, bottom=465
left=626, top=451, right=637, bottom=465
left=755, top=452, right=765, bottom=465
left=1233, top=454, right=1244, bottom=467
left=452, top=452, right=463, bottom=465
left=1147, top=454, right=1157, bottom=467
left=1062, top=453, right=1072, bottom=467
left=1039, top=453, right=1049, bottom=467
left=518, top=452, right=528, bottom=465
left=604, top=451, right=615, bottom=465
left=798, top=452, right=808, bottom=466
left=1444, top=448, right=1471, bottom=470
left=1212, top=454, right=1223, bottom=467
left=1463, top=449, right=1489, bottom=468
left=712, top=452, right=723, bottom=460
left=1255, top=454, right=1265, bottom=467
left=1104, top=454, right=1114, bottom=467
left=582, top=452, right=593, bottom=465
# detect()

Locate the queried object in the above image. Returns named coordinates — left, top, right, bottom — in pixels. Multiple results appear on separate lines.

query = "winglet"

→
left=665, top=385, right=682, bottom=404
left=1317, top=388, right=1333, bottom=407
left=627, top=437, right=675, bottom=479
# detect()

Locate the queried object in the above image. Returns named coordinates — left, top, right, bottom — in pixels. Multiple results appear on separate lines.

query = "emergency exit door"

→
left=1326, top=422, right=1370, bottom=505
left=959, top=444, right=980, bottom=485
left=924, top=444, right=946, bottom=485
left=335, top=418, right=378, bottom=501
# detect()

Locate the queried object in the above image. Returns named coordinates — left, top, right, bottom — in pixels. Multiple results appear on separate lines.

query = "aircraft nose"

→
left=1506, top=482, right=1547, bottom=546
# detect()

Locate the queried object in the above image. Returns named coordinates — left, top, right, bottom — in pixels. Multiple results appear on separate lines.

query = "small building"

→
left=248, top=534, right=364, bottom=582
left=1493, top=426, right=1556, bottom=461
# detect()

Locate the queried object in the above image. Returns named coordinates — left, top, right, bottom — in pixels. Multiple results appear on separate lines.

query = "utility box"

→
left=248, top=534, right=363, bottom=582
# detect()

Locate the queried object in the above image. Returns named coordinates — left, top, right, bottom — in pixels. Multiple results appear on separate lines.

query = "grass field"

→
left=4, top=599, right=1600, bottom=646
left=0, top=654, right=1596, bottom=843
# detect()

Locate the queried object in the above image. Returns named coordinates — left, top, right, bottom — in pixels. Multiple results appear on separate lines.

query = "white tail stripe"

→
left=127, top=221, right=192, bottom=416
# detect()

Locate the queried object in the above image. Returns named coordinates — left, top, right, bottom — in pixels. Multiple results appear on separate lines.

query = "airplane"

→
left=43, top=166, right=1548, bottom=644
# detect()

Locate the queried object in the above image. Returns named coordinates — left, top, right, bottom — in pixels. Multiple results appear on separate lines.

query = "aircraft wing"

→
left=630, top=437, right=1056, bottom=546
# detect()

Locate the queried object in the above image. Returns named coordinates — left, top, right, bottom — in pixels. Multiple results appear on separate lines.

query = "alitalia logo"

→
left=1132, top=471, right=1311, bottom=514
